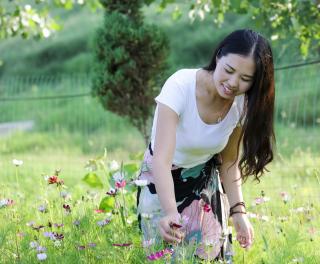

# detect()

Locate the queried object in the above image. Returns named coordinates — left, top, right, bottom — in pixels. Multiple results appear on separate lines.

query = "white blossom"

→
left=12, top=159, right=23, bottom=166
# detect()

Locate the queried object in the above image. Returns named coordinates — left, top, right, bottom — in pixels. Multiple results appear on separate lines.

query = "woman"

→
left=137, top=29, right=275, bottom=262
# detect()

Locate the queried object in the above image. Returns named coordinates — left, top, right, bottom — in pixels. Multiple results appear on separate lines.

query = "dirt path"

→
left=0, top=120, right=34, bottom=137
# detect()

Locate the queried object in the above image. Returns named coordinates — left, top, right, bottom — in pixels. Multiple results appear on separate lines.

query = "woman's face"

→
left=213, top=53, right=255, bottom=100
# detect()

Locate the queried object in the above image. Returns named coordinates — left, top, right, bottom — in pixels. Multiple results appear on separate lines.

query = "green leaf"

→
left=123, top=163, right=139, bottom=178
left=262, top=234, right=269, bottom=251
left=99, top=196, right=115, bottom=212
left=82, top=172, right=103, bottom=188
left=119, top=206, right=127, bottom=227
left=172, top=6, right=182, bottom=21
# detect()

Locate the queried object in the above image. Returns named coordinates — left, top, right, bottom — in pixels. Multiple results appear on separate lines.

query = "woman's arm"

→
left=152, top=103, right=183, bottom=243
left=220, top=126, right=244, bottom=209
left=220, top=126, right=254, bottom=249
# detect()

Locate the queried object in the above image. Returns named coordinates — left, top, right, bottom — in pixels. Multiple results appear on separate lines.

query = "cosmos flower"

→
left=60, top=191, right=71, bottom=200
left=115, top=180, right=126, bottom=189
left=48, top=175, right=64, bottom=185
left=147, top=248, right=174, bottom=261
left=26, top=221, right=35, bottom=227
left=63, top=204, right=71, bottom=213
left=0, top=199, right=14, bottom=208
left=43, top=232, right=55, bottom=240
left=29, top=241, right=39, bottom=249
left=280, top=192, right=290, bottom=203
left=77, top=245, right=86, bottom=250
left=37, top=253, right=47, bottom=261
left=97, top=219, right=111, bottom=227
left=87, top=242, right=96, bottom=248
left=113, top=171, right=125, bottom=182
left=12, top=159, right=23, bottom=166
left=38, top=204, right=47, bottom=213
left=110, top=160, right=120, bottom=171
left=254, top=197, right=270, bottom=205
left=73, top=220, right=81, bottom=226
left=36, top=246, right=47, bottom=253
left=94, top=209, right=105, bottom=213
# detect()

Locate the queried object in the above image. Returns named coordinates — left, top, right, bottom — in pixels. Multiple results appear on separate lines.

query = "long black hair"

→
left=203, top=29, right=275, bottom=182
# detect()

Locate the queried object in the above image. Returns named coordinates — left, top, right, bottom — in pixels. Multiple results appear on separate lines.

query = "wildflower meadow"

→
left=1, top=147, right=319, bottom=264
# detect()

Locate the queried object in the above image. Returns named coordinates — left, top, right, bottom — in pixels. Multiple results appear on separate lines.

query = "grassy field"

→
left=0, top=3, right=319, bottom=263
left=0, top=124, right=319, bottom=263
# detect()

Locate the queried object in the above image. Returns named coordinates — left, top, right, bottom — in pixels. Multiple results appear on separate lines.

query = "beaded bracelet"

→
left=229, top=201, right=246, bottom=216
left=230, top=210, right=247, bottom=217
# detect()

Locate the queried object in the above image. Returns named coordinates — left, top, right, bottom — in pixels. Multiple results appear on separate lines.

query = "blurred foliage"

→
left=0, top=0, right=101, bottom=39
left=0, top=0, right=319, bottom=57
left=92, top=0, right=169, bottom=143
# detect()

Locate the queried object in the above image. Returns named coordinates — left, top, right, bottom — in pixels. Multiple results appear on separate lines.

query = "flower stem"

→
left=12, top=210, right=20, bottom=261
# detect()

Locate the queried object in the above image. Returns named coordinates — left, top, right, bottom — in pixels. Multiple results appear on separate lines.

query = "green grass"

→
left=0, top=140, right=319, bottom=263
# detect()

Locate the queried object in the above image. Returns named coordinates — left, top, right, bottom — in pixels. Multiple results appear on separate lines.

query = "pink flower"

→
left=280, top=192, right=290, bottom=203
left=254, top=197, right=270, bottom=205
left=94, top=209, right=105, bottom=213
left=115, top=180, right=126, bottom=189
left=147, top=248, right=174, bottom=261
left=48, top=175, right=64, bottom=185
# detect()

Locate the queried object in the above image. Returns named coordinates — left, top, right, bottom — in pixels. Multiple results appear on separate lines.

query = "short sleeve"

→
left=155, top=71, right=186, bottom=116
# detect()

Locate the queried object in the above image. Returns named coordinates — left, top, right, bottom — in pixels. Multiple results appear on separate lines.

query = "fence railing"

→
left=0, top=60, right=319, bottom=136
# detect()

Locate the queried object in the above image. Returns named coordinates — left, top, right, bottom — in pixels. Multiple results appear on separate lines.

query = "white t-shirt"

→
left=150, top=69, right=245, bottom=168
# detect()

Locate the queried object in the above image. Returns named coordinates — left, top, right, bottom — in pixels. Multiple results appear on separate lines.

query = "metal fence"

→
left=0, top=60, right=319, bottom=138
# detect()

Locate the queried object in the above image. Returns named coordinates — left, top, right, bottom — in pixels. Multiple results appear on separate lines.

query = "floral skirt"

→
left=136, top=146, right=233, bottom=262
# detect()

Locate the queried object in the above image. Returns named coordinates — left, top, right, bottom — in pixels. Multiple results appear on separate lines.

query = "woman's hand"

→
left=232, top=213, right=254, bottom=249
left=158, top=212, right=185, bottom=244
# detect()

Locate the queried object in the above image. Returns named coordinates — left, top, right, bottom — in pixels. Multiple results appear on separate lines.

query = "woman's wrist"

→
left=229, top=201, right=246, bottom=217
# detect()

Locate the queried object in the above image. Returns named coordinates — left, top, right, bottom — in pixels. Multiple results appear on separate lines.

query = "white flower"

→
left=113, top=171, right=124, bottom=182
left=133, top=179, right=148, bottom=186
left=271, top=35, right=279, bottom=41
left=291, top=257, right=304, bottom=263
left=42, top=28, right=51, bottom=38
left=54, top=240, right=61, bottom=247
left=36, top=246, right=47, bottom=253
left=260, top=215, right=269, bottom=222
left=43, top=175, right=49, bottom=181
left=110, top=160, right=120, bottom=171
left=293, top=207, right=304, bottom=213
left=29, top=241, right=38, bottom=249
left=24, top=5, right=32, bottom=11
left=37, top=253, right=47, bottom=261
left=12, top=159, right=23, bottom=166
